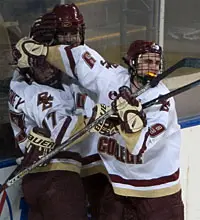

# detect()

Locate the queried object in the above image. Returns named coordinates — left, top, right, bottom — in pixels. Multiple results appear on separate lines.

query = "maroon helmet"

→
left=30, top=3, right=85, bottom=46
left=30, top=12, right=58, bottom=45
left=53, top=3, right=84, bottom=32
left=123, top=40, right=163, bottom=85
left=52, top=3, right=85, bottom=46
left=124, top=40, right=162, bottom=66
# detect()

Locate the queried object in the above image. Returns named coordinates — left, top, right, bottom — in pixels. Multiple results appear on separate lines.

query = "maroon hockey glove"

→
left=21, top=127, right=56, bottom=168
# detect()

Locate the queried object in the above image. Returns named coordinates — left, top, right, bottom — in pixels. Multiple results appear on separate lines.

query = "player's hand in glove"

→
left=21, top=127, right=55, bottom=168
left=87, top=104, right=119, bottom=136
left=30, top=12, right=57, bottom=45
left=12, top=37, right=48, bottom=69
left=112, top=86, right=147, bottom=133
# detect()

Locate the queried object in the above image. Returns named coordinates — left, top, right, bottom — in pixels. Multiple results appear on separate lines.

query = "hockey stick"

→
left=150, top=57, right=200, bottom=87
left=0, top=160, right=23, bottom=193
left=1, top=78, right=200, bottom=193
left=142, top=78, right=200, bottom=109
left=1, top=58, right=200, bottom=193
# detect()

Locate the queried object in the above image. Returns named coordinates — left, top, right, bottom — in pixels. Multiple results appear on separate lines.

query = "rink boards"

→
left=0, top=116, right=200, bottom=220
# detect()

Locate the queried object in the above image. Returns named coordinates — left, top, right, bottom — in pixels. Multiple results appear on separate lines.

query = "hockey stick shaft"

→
left=2, top=58, right=200, bottom=191
left=0, top=163, right=23, bottom=194
left=4, top=79, right=200, bottom=190
left=150, top=57, right=200, bottom=87
left=142, top=78, right=200, bottom=109
left=1, top=110, right=116, bottom=190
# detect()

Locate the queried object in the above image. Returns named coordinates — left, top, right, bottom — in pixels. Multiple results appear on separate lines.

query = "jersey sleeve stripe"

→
left=54, top=151, right=82, bottom=163
left=55, top=117, right=72, bottom=144
left=110, top=169, right=179, bottom=187
left=64, top=46, right=77, bottom=79
left=82, top=153, right=101, bottom=165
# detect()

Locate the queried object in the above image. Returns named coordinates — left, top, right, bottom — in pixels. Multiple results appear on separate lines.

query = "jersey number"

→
left=82, top=52, right=96, bottom=68
left=100, top=60, right=118, bottom=69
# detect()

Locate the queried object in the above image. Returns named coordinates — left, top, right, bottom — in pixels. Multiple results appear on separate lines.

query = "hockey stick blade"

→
left=0, top=165, right=23, bottom=194
left=142, top=78, right=200, bottom=109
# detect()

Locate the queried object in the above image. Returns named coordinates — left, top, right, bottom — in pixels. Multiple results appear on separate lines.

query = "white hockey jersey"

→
left=47, top=44, right=130, bottom=103
left=48, top=44, right=130, bottom=177
left=98, top=83, right=181, bottom=198
left=46, top=44, right=181, bottom=198
left=8, top=70, right=90, bottom=174
left=67, top=82, right=108, bottom=177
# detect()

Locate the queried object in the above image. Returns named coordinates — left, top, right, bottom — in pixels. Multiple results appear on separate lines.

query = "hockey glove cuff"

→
left=88, top=104, right=119, bottom=136
left=22, top=127, right=55, bottom=168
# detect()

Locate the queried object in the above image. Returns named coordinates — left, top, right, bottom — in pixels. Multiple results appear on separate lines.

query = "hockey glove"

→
left=21, top=127, right=55, bottom=168
left=88, top=104, right=119, bottom=136
left=112, top=86, right=147, bottom=133
left=13, top=37, right=48, bottom=69
left=30, top=12, right=57, bottom=45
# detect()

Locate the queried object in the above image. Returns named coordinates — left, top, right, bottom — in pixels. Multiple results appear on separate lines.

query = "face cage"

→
left=129, top=54, right=164, bottom=85
left=55, top=24, right=85, bottom=46
left=27, top=66, right=63, bottom=89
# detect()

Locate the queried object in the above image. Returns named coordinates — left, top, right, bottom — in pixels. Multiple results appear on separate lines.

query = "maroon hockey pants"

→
left=123, top=190, right=184, bottom=220
left=82, top=173, right=124, bottom=220
left=22, top=170, right=88, bottom=220
left=83, top=173, right=184, bottom=220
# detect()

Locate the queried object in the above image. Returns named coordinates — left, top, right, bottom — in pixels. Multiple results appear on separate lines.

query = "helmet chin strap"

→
left=130, top=70, right=156, bottom=90
left=136, top=75, right=149, bottom=85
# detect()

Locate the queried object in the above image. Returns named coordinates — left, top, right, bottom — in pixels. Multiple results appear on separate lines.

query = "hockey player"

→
left=8, top=61, right=87, bottom=220
left=8, top=56, right=121, bottom=220
left=28, top=4, right=131, bottom=219
left=11, top=5, right=136, bottom=219
left=13, top=35, right=185, bottom=219
left=118, top=40, right=184, bottom=220
left=13, top=1, right=184, bottom=218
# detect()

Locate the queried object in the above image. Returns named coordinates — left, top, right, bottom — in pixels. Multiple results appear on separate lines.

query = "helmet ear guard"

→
left=122, top=55, right=135, bottom=67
